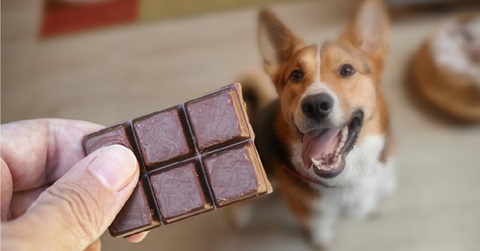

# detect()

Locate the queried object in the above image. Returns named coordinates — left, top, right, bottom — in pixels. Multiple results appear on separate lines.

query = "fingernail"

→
left=88, top=145, right=138, bottom=192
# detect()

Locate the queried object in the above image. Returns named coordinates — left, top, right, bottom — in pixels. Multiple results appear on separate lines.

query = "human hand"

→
left=1, top=119, right=149, bottom=251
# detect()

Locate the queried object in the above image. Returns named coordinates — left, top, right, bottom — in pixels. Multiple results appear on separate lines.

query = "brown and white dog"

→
left=236, top=0, right=396, bottom=249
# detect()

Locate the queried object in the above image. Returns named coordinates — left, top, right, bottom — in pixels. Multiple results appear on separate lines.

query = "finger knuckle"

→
left=45, top=182, right=103, bottom=240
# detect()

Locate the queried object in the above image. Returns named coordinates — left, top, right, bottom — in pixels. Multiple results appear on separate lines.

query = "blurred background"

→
left=2, top=0, right=480, bottom=250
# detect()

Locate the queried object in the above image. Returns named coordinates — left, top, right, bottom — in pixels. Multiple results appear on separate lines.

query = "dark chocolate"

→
left=109, top=181, right=159, bottom=237
left=83, top=123, right=133, bottom=154
left=150, top=161, right=212, bottom=223
left=133, top=107, right=193, bottom=167
left=82, top=83, right=272, bottom=238
left=186, top=89, right=250, bottom=150
left=203, top=142, right=266, bottom=206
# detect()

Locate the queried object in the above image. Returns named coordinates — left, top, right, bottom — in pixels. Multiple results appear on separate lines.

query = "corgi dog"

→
left=236, top=0, right=396, bottom=249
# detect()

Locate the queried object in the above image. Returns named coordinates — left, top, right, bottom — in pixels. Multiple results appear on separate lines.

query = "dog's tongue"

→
left=301, top=129, right=341, bottom=169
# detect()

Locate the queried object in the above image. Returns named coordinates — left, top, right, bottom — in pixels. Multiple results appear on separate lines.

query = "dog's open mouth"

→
left=301, top=112, right=364, bottom=178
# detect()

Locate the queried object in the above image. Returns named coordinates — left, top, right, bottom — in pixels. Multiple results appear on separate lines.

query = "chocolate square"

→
left=150, top=161, right=213, bottom=223
left=133, top=106, right=193, bottom=168
left=186, top=88, right=251, bottom=151
left=109, top=180, right=159, bottom=238
left=203, top=141, right=267, bottom=207
left=83, top=123, right=133, bottom=154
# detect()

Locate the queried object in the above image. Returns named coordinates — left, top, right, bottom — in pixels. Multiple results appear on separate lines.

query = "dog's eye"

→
left=338, top=64, right=355, bottom=77
left=289, top=69, right=303, bottom=83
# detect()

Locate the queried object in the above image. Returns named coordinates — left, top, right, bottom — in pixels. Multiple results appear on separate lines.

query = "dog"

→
left=234, top=0, right=396, bottom=249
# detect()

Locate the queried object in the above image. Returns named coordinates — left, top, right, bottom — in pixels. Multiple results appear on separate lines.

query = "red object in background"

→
left=40, top=0, right=138, bottom=37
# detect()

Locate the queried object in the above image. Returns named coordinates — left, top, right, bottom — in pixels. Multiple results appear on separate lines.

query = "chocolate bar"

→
left=83, top=83, right=272, bottom=238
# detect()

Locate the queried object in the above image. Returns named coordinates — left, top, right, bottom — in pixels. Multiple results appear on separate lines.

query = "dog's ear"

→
left=339, top=0, right=389, bottom=71
left=258, top=9, right=304, bottom=77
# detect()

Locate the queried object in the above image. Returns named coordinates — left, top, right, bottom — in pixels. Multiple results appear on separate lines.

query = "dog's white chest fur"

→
left=290, top=135, right=396, bottom=245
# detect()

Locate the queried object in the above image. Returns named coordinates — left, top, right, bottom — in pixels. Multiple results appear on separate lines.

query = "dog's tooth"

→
left=311, top=157, right=322, bottom=168
left=336, top=142, right=344, bottom=156
left=333, top=127, right=348, bottom=157
left=335, top=155, right=341, bottom=165
left=311, top=153, right=342, bottom=171
left=341, top=126, right=348, bottom=143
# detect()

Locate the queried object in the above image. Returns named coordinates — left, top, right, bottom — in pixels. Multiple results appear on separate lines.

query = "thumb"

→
left=8, top=145, right=139, bottom=251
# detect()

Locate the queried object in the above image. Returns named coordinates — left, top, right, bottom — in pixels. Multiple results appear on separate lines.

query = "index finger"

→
left=1, top=119, right=103, bottom=191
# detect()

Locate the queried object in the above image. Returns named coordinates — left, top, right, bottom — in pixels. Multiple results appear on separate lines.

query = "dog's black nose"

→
left=301, top=93, right=334, bottom=120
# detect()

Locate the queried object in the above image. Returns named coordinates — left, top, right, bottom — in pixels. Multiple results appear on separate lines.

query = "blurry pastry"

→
left=410, top=14, right=480, bottom=123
